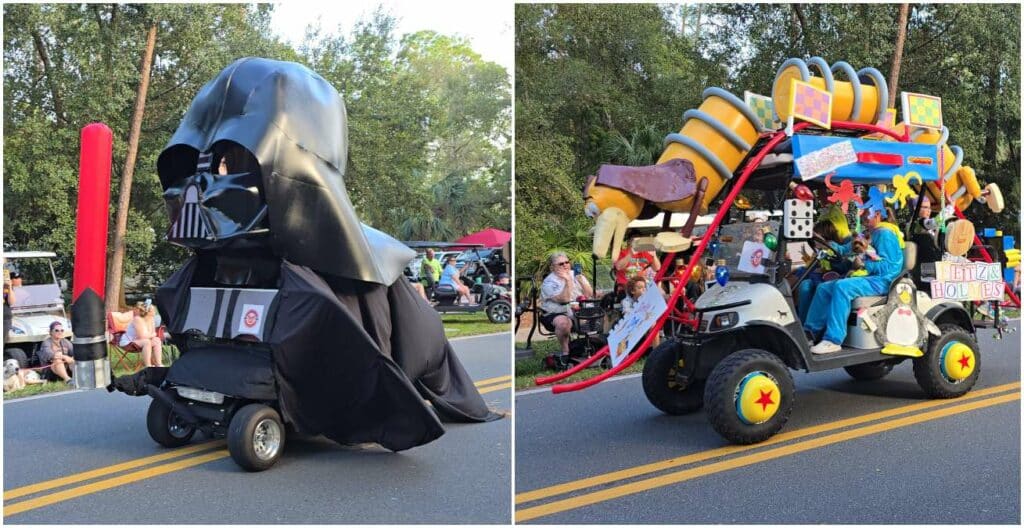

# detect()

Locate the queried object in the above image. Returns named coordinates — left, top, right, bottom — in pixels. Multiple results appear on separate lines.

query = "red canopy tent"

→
left=453, top=228, right=511, bottom=248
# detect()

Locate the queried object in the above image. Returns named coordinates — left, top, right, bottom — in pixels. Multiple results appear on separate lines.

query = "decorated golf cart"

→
left=102, top=58, right=501, bottom=470
left=536, top=56, right=1017, bottom=445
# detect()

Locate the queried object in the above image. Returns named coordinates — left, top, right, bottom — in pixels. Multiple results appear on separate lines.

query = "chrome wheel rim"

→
left=253, top=418, right=282, bottom=460
left=492, top=303, right=511, bottom=322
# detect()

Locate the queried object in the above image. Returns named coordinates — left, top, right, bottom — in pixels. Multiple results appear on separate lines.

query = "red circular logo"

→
left=243, top=309, right=259, bottom=328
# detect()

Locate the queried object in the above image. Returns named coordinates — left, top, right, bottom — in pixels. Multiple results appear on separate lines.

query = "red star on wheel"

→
left=754, top=389, right=775, bottom=412
left=957, top=353, right=971, bottom=370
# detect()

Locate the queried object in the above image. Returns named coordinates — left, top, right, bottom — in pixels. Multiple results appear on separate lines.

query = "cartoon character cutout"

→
left=873, top=279, right=939, bottom=357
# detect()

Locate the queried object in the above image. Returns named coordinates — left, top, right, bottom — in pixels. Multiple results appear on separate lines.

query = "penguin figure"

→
left=873, top=278, right=938, bottom=357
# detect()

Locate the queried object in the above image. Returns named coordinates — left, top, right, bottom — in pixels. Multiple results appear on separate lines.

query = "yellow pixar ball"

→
left=736, top=372, right=781, bottom=424
left=940, top=341, right=975, bottom=381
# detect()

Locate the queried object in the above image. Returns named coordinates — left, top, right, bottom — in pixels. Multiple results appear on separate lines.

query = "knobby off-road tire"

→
left=704, top=349, right=794, bottom=445
left=642, top=340, right=704, bottom=415
left=913, top=324, right=980, bottom=398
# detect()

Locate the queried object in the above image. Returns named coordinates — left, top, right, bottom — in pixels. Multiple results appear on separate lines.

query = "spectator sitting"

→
left=439, top=255, right=472, bottom=304
left=539, top=252, right=594, bottom=369
left=121, top=301, right=163, bottom=367
left=38, top=321, right=75, bottom=383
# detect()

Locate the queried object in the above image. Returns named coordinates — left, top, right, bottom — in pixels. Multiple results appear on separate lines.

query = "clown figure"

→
left=803, top=208, right=905, bottom=354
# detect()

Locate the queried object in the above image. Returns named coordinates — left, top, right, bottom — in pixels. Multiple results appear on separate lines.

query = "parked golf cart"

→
left=3, top=251, right=74, bottom=368
left=404, top=241, right=512, bottom=324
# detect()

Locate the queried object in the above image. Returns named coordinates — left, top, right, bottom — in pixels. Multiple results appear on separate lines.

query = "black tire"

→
left=704, top=349, right=795, bottom=445
left=228, top=404, right=285, bottom=472
left=913, top=324, right=980, bottom=398
left=844, top=361, right=894, bottom=381
left=5, top=347, right=28, bottom=368
left=642, top=340, right=704, bottom=415
left=146, top=397, right=196, bottom=448
left=486, top=300, right=512, bottom=324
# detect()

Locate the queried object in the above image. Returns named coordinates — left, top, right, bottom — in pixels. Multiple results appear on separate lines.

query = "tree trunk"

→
left=106, top=23, right=157, bottom=314
left=31, top=29, right=66, bottom=124
left=982, top=59, right=1001, bottom=174
left=792, top=5, right=813, bottom=55
left=887, top=3, right=910, bottom=109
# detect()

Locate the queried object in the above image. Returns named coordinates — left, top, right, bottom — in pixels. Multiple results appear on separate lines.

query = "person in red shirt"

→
left=614, top=242, right=661, bottom=287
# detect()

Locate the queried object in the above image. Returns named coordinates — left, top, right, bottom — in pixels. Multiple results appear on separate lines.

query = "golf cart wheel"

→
left=5, top=347, right=28, bottom=368
left=146, top=398, right=196, bottom=448
left=486, top=299, right=512, bottom=324
left=642, top=340, right=704, bottom=415
left=844, top=361, right=894, bottom=381
left=704, top=349, right=794, bottom=445
left=913, top=324, right=979, bottom=398
left=228, top=404, right=285, bottom=472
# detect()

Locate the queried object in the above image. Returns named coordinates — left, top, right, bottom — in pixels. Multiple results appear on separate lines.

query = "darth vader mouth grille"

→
left=169, top=183, right=211, bottom=241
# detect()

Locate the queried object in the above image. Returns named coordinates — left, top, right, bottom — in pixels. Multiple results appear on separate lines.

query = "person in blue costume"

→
left=804, top=207, right=905, bottom=354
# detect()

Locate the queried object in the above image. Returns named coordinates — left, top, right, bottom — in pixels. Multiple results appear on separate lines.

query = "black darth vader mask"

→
left=163, top=143, right=269, bottom=250
left=157, top=57, right=414, bottom=285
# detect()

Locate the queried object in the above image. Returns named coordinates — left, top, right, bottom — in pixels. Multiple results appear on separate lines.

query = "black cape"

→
left=157, top=257, right=501, bottom=451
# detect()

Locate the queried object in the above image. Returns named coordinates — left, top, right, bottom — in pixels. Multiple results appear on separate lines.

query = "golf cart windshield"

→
left=3, top=256, right=62, bottom=309
left=692, top=220, right=782, bottom=282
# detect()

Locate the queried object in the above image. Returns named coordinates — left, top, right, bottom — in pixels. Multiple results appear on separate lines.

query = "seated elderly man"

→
left=804, top=207, right=905, bottom=354
left=539, top=252, right=593, bottom=369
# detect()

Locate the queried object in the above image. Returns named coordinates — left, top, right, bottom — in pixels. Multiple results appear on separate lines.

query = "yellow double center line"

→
left=4, top=374, right=513, bottom=517
left=476, top=374, right=513, bottom=394
left=515, top=382, right=1021, bottom=522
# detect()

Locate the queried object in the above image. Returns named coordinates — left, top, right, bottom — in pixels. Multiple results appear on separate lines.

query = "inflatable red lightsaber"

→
left=71, top=123, right=113, bottom=389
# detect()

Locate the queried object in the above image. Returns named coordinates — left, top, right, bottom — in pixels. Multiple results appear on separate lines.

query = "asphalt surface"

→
left=515, top=323, right=1021, bottom=524
left=3, top=332, right=512, bottom=524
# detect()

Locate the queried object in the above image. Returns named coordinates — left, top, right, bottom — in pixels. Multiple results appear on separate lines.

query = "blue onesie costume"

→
left=803, top=224, right=904, bottom=345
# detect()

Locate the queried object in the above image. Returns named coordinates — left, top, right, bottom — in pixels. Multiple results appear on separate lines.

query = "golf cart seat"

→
left=850, top=241, right=918, bottom=310
left=433, top=284, right=458, bottom=300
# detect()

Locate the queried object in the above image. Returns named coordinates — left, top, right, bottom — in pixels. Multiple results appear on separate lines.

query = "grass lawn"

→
left=441, top=312, right=510, bottom=338
left=3, top=345, right=180, bottom=401
left=3, top=316, right=507, bottom=401
left=515, top=339, right=645, bottom=390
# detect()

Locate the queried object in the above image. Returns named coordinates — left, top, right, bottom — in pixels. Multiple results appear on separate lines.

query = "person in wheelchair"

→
left=803, top=207, right=904, bottom=354
left=539, top=252, right=594, bottom=368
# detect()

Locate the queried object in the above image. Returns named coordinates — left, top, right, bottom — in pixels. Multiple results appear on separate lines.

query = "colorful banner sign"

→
left=744, top=91, right=780, bottom=130
left=795, top=140, right=857, bottom=180
left=790, top=79, right=832, bottom=129
left=930, top=261, right=1003, bottom=301
left=606, top=284, right=667, bottom=367
left=792, top=135, right=940, bottom=182
left=901, top=92, right=943, bottom=131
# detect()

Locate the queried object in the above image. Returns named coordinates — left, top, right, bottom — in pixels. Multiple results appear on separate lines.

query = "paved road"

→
left=515, top=324, right=1021, bottom=524
left=4, top=333, right=511, bottom=524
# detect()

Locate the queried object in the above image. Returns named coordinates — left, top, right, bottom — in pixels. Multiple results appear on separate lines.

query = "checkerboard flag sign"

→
left=790, top=79, right=832, bottom=129
left=901, top=92, right=942, bottom=131
left=744, top=91, right=780, bottom=130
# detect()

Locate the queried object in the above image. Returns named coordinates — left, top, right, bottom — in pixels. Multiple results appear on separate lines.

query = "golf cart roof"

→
left=403, top=241, right=485, bottom=249
left=3, top=251, right=57, bottom=259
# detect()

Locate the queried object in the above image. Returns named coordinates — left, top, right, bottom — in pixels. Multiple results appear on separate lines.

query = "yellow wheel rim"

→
left=736, top=372, right=780, bottom=425
left=940, top=342, right=975, bottom=381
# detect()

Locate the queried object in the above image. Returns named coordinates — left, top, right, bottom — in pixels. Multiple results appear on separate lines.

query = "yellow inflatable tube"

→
left=660, top=87, right=763, bottom=212
left=772, top=57, right=889, bottom=125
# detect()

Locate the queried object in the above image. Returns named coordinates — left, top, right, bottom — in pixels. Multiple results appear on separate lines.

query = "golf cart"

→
left=539, top=119, right=1003, bottom=446
left=404, top=241, right=512, bottom=325
left=110, top=58, right=499, bottom=471
left=3, top=251, right=74, bottom=368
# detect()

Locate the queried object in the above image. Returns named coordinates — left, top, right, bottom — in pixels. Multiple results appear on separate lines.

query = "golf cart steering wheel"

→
left=793, top=234, right=835, bottom=288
